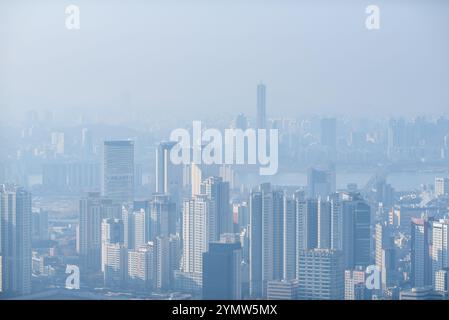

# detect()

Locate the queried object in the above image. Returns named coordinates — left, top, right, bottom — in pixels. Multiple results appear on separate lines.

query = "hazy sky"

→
left=1, top=0, right=448, bottom=123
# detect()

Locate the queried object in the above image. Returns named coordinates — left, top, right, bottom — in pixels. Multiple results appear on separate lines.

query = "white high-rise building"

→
left=104, top=242, right=127, bottom=288
left=128, top=243, right=155, bottom=291
left=411, top=218, right=431, bottom=287
left=431, top=219, right=449, bottom=288
left=78, top=192, right=103, bottom=271
left=181, top=195, right=213, bottom=275
left=0, top=185, right=32, bottom=296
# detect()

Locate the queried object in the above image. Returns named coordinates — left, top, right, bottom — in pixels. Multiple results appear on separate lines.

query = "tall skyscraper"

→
left=272, top=189, right=284, bottom=281
left=155, top=235, right=180, bottom=291
left=181, top=195, right=214, bottom=278
left=297, top=249, right=344, bottom=300
left=78, top=192, right=103, bottom=272
left=431, top=219, right=449, bottom=288
left=296, top=198, right=318, bottom=252
left=249, top=188, right=263, bottom=297
left=155, top=141, right=182, bottom=201
left=202, top=241, right=242, bottom=300
left=411, top=218, right=431, bottom=287
left=283, top=194, right=296, bottom=280
left=249, top=183, right=283, bottom=298
left=317, top=198, right=331, bottom=249
left=103, top=140, right=134, bottom=203
left=150, top=194, right=177, bottom=240
left=201, top=176, right=231, bottom=238
left=341, top=195, right=371, bottom=269
left=256, top=84, right=266, bottom=130
left=375, top=222, right=397, bottom=292
left=0, top=185, right=32, bottom=296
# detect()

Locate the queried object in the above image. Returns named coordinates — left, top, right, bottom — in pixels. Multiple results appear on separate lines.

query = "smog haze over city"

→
left=1, top=0, right=449, bottom=309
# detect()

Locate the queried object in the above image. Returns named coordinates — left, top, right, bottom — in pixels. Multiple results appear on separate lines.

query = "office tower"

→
left=202, top=241, right=242, bottom=300
left=201, top=176, right=231, bottom=238
left=411, top=218, right=432, bottom=287
left=283, top=195, right=296, bottom=280
left=344, top=267, right=369, bottom=300
left=103, top=140, right=134, bottom=203
left=320, top=117, right=337, bottom=148
left=104, top=242, right=127, bottom=288
left=128, top=243, right=155, bottom=291
left=340, top=194, right=371, bottom=269
left=150, top=194, right=176, bottom=240
left=317, top=199, right=331, bottom=249
left=155, top=141, right=182, bottom=198
left=296, top=198, right=318, bottom=252
left=78, top=192, right=103, bottom=272
left=51, top=132, right=65, bottom=154
left=181, top=195, right=214, bottom=276
left=297, top=249, right=344, bottom=300
left=256, top=84, right=266, bottom=129
left=267, top=279, right=300, bottom=300
left=101, top=218, right=124, bottom=272
left=431, top=219, right=449, bottom=287
left=0, top=185, right=32, bottom=296
left=81, top=128, right=94, bottom=156
left=435, top=177, right=449, bottom=197
left=31, top=210, right=49, bottom=242
left=435, top=268, right=449, bottom=296
left=307, top=167, right=335, bottom=199
left=249, top=188, right=263, bottom=297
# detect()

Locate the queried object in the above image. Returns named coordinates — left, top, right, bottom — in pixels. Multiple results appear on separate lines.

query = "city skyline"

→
left=1, top=0, right=449, bottom=306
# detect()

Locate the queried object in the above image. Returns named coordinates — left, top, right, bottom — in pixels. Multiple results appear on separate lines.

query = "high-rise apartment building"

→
left=0, top=185, right=32, bottom=296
